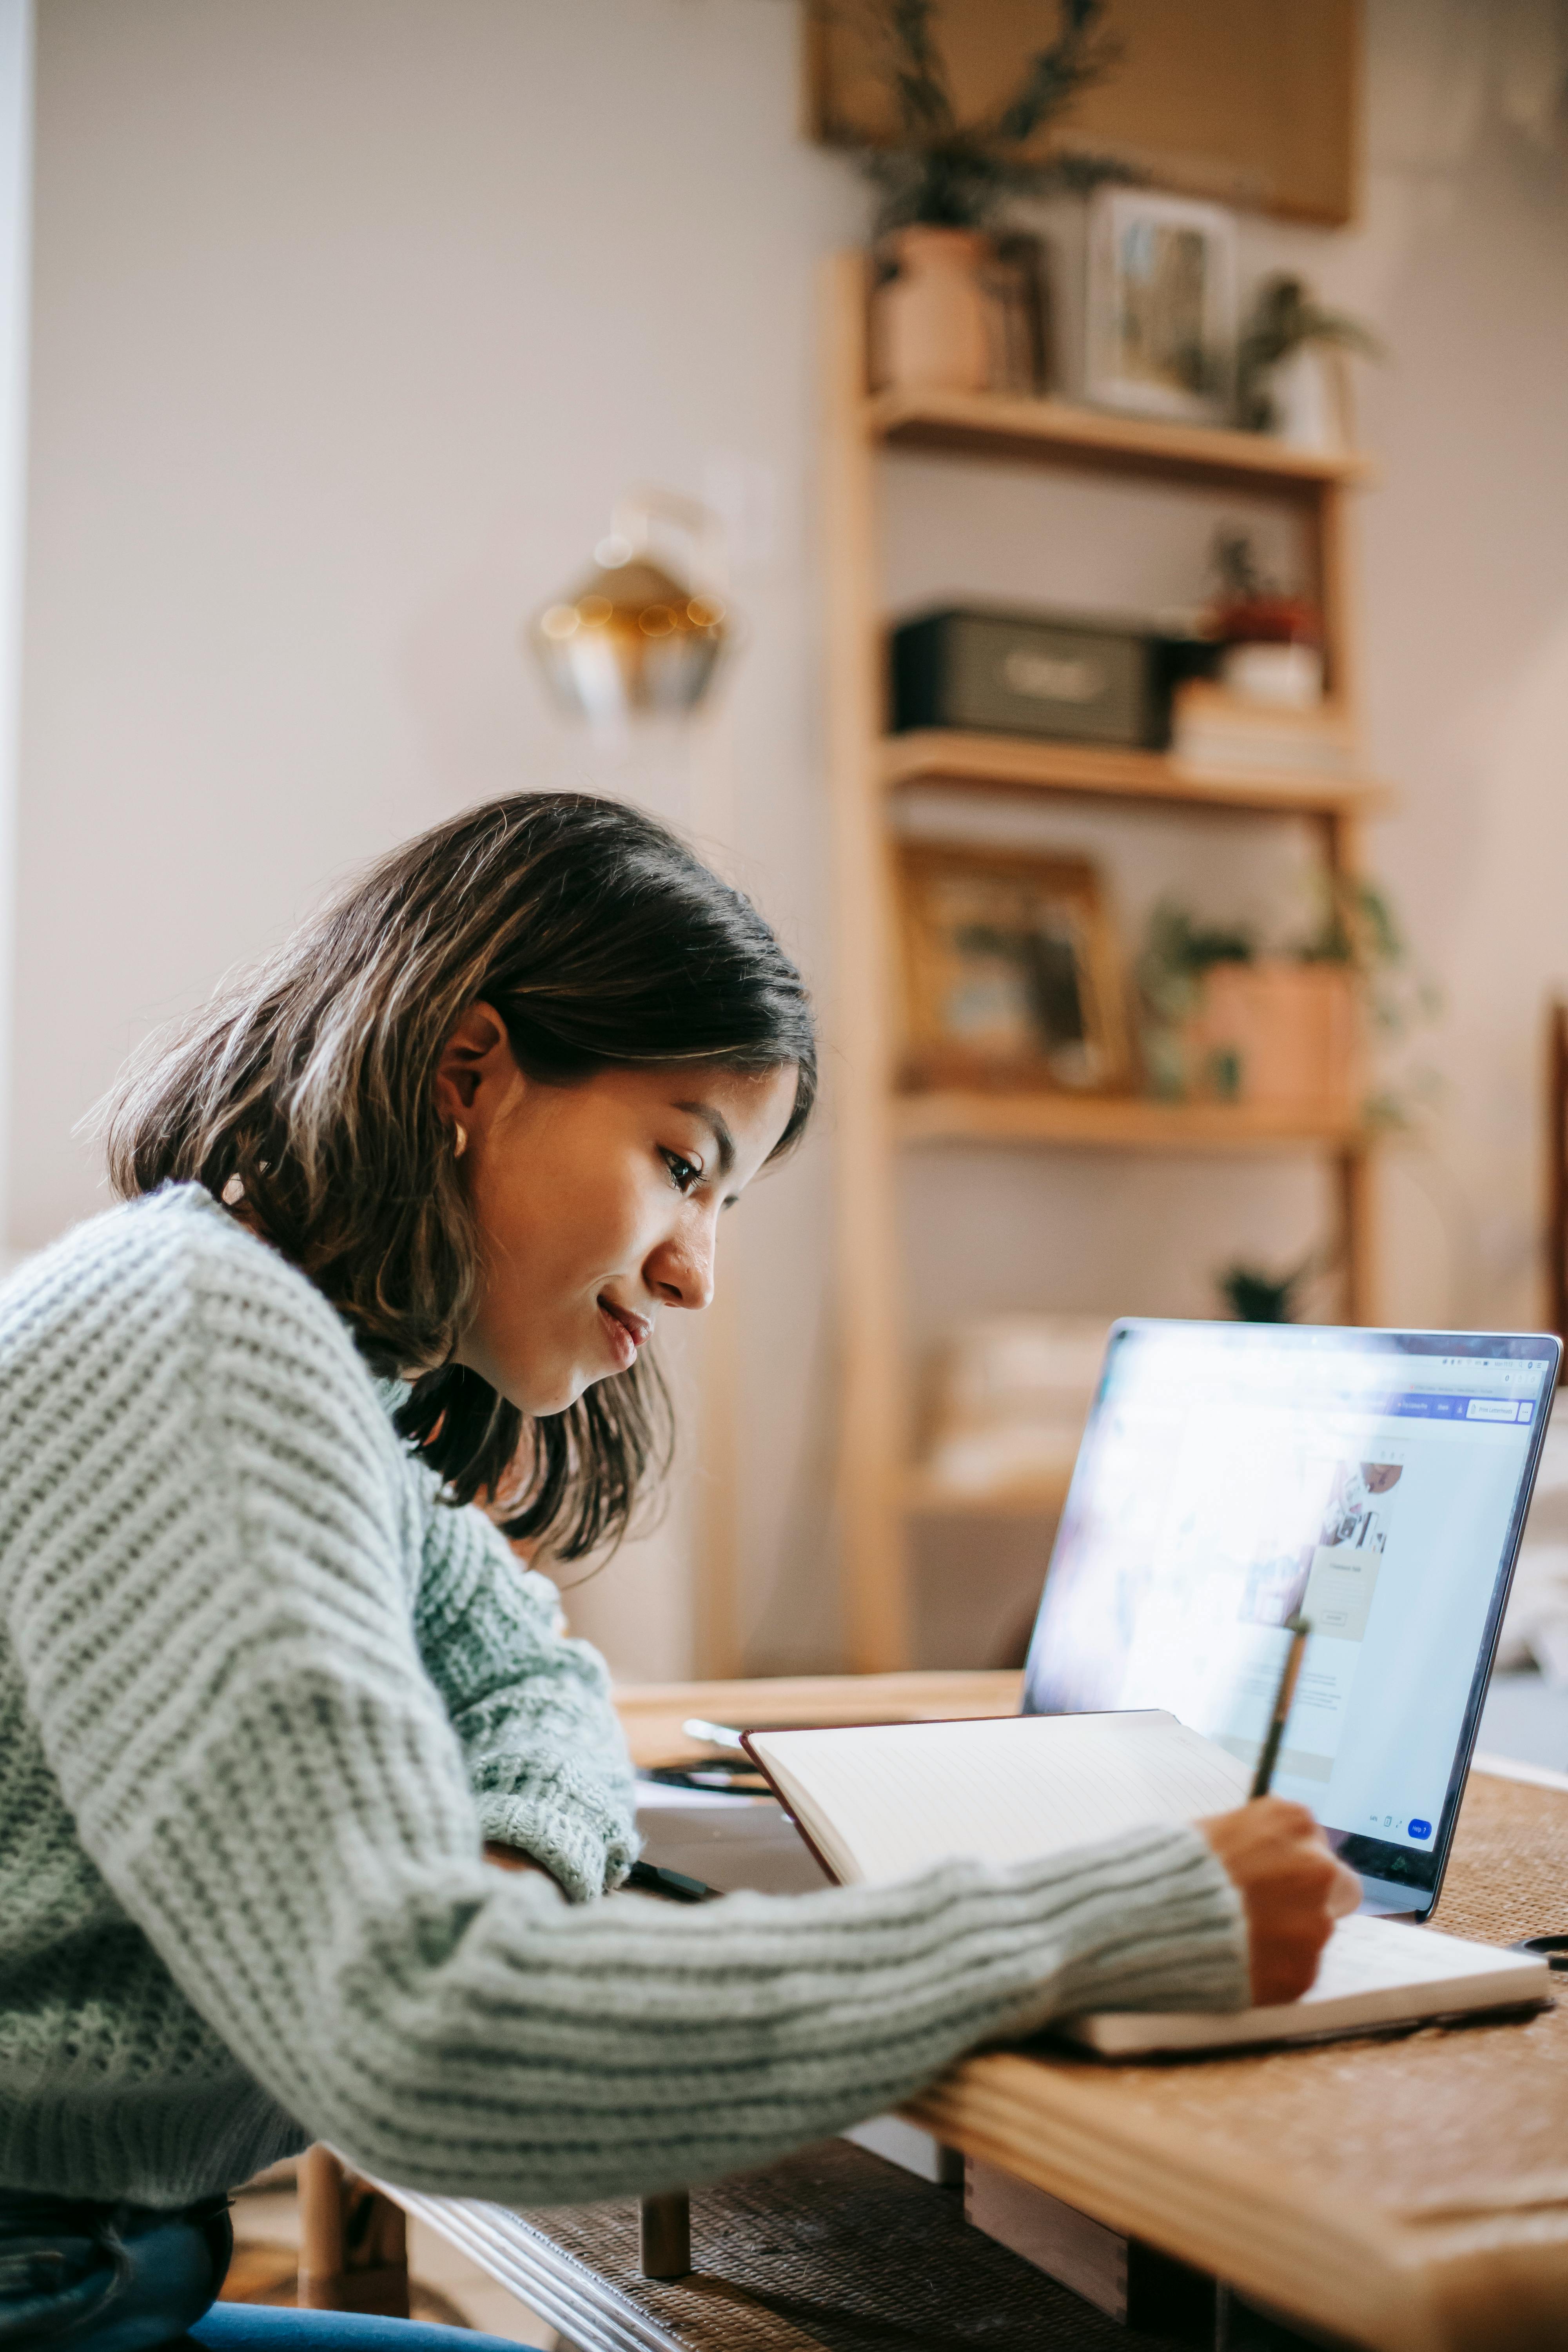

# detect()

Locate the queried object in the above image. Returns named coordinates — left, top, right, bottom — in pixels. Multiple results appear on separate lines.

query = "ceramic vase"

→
left=874, top=227, right=995, bottom=394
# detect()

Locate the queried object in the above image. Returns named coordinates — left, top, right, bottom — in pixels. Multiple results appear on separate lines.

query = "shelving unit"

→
left=822, top=252, right=1387, bottom=1671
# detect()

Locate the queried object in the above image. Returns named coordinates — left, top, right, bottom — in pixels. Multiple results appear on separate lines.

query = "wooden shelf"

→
left=895, top=1090, right=1367, bottom=1154
left=902, top=1467, right=1073, bottom=1519
left=866, top=387, right=1374, bottom=493
left=883, top=728, right=1392, bottom=821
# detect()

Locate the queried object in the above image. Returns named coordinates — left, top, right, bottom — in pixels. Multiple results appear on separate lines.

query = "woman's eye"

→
left=662, top=1150, right=702, bottom=1195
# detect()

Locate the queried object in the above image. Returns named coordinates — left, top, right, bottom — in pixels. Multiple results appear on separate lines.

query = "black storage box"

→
left=890, top=605, right=1211, bottom=751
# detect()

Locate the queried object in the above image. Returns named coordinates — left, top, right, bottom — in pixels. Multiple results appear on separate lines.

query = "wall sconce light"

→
left=531, top=487, right=731, bottom=724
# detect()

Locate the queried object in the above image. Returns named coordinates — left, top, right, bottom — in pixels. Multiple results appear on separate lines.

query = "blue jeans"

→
left=191, top=2314, right=534, bottom=2350
left=0, top=2188, right=537, bottom=2350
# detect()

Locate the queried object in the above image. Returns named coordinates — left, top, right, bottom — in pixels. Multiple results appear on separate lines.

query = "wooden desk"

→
left=621, top=1673, right=1568, bottom=2351
left=612, top=1669, right=1022, bottom=1769
left=910, top=1761, right=1568, bottom=2352
left=392, top=1675, right=1568, bottom=2352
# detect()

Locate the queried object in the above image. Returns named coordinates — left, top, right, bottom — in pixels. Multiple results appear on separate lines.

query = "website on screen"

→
left=1024, top=1330, right=1549, bottom=1866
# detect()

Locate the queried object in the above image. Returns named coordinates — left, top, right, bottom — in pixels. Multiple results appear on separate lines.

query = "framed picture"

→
left=805, top=1, right=1359, bottom=230
left=898, top=842, right=1131, bottom=1093
left=1085, top=189, right=1238, bottom=424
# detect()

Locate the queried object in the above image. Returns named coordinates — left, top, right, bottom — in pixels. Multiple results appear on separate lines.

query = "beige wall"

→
left=13, top=0, right=1568, bottom=1675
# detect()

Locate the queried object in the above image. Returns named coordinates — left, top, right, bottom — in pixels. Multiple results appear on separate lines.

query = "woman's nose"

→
left=647, top=1223, right=715, bottom=1311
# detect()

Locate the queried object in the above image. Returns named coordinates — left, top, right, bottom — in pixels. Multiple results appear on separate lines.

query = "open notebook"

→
left=740, top=1713, right=1550, bottom=2056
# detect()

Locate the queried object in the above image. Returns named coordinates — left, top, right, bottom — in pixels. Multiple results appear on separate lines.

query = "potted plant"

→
left=1236, top=273, right=1382, bottom=453
left=1203, top=527, right=1324, bottom=708
left=841, top=0, right=1126, bottom=394
left=1136, top=878, right=1435, bottom=1128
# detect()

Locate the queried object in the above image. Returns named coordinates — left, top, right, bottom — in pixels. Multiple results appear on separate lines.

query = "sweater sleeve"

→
left=6, top=1199, right=1250, bottom=2204
left=410, top=1490, right=639, bottom=1901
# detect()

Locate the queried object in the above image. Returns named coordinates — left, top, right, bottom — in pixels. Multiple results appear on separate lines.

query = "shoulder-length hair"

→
left=103, top=792, right=817, bottom=1559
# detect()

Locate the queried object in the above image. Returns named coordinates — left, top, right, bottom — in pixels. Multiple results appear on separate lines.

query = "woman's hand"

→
left=1197, top=1797, right=1363, bottom=2004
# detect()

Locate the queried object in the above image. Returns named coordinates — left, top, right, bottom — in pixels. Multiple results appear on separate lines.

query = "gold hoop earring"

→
left=453, top=1123, right=468, bottom=1159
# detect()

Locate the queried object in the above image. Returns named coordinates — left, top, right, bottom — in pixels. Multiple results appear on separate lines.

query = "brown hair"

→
left=103, top=792, right=816, bottom=1558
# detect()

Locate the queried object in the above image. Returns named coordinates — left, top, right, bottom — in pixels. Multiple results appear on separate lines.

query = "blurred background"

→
left=1, top=0, right=1566, bottom=1694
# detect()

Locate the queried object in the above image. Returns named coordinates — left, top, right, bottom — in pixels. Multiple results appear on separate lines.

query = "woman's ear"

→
left=434, top=1002, right=514, bottom=1124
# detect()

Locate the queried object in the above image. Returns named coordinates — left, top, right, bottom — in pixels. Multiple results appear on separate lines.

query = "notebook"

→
left=741, top=1712, right=1551, bottom=2056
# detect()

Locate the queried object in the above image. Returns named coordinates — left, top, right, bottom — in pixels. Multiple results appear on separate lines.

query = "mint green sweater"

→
left=0, top=1185, right=1248, bottom=2208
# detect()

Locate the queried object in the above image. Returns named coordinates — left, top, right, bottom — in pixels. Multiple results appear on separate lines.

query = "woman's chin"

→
left=513, top=1366, right=603, bottom=1417
left=475, top=1335, right=617, bottom=1416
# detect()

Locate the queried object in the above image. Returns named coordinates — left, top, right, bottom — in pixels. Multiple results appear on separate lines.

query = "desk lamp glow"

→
left=531, top=489, right=731, bottom=724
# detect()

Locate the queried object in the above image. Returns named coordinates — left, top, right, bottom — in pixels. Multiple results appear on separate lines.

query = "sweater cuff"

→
left=476, top=1784, right=639, bottom=1904
left=1002, top=1823, right=1250, bottom=2038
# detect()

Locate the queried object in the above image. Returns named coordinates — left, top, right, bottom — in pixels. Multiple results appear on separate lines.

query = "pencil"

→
left=1250, top=1612, right=1310, bottom=1799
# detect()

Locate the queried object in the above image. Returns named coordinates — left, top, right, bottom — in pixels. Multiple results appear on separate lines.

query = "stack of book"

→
left=1170, top=680, right=1354, bottom=781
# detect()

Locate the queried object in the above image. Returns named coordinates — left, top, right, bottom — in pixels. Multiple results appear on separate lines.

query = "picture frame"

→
left=898, top=842, right=1131, bottom=1094
left=804, top=0, right=1359, bottom=231
left=1084, top=189, right=1238, bottom=425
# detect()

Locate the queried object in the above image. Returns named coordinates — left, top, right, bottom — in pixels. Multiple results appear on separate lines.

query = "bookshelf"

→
left=822, top=252, right=1384, bottom=1671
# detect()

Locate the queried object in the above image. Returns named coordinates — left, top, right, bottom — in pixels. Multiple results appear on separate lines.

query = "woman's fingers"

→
left=1196, top=1796, right=1359, bottom=2006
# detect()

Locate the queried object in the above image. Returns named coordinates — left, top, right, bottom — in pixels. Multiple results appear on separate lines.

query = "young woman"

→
left=0, top=792, right=1356, bottom=2351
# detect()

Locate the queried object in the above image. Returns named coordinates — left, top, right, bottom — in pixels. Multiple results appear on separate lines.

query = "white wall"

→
left=16, top=0, right=860, bottom=1679
left=14, top=0, right=1568, bottom=1675
left=0, top=0, right=28, bottom=1257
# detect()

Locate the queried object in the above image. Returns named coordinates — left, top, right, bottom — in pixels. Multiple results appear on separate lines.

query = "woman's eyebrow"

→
left=672, top=1100, right=736, bottom=1180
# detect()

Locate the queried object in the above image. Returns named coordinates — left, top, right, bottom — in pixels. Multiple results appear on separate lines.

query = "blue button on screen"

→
left=1408, top=1818, right=1432, bottom=1840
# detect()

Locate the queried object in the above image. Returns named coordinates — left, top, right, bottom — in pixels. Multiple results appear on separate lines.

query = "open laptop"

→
left=1022, top=1320, right=1561, bottom=1917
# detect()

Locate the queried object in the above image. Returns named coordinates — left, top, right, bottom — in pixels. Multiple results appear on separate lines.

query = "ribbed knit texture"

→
left=0, top=1185, right=1249, bottom=2209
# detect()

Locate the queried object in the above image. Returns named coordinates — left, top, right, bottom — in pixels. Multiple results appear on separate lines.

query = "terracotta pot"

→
left=1180, top=960, right=1357, bottom=1114
left=873, top=227, right=995, bottom=395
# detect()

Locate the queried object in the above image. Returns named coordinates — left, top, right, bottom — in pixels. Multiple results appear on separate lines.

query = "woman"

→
left=0, top=792, right=1356, bottom=2350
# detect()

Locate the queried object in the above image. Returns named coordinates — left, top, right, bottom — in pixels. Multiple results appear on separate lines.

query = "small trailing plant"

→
left=1236, top=274, right=1383, bottom=435
left=840, top=0, right=1129, bottom=234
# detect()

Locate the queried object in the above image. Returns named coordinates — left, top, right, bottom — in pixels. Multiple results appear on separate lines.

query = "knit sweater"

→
left=0, top=1185, right=1249, bottom=2209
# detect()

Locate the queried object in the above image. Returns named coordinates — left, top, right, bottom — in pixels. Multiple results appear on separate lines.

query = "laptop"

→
left=1021, top=1319, right=1561, bottom=1916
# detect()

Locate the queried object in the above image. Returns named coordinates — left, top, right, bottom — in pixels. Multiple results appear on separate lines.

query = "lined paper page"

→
left=1297, top=1914, right=1536, bottom=2002
left=746, top=1713, right=1249, bottom=1885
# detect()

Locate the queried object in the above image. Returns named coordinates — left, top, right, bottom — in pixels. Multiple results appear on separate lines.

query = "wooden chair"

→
left=296, top=2148, right=409, bottom=2316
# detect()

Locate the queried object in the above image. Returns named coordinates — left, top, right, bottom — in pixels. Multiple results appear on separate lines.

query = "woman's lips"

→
left=597, top=1296, right=650, bottom=1373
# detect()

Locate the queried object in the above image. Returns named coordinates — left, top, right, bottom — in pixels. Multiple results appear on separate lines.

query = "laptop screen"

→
left=1021, top=1320, right=1560, bottom=1913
